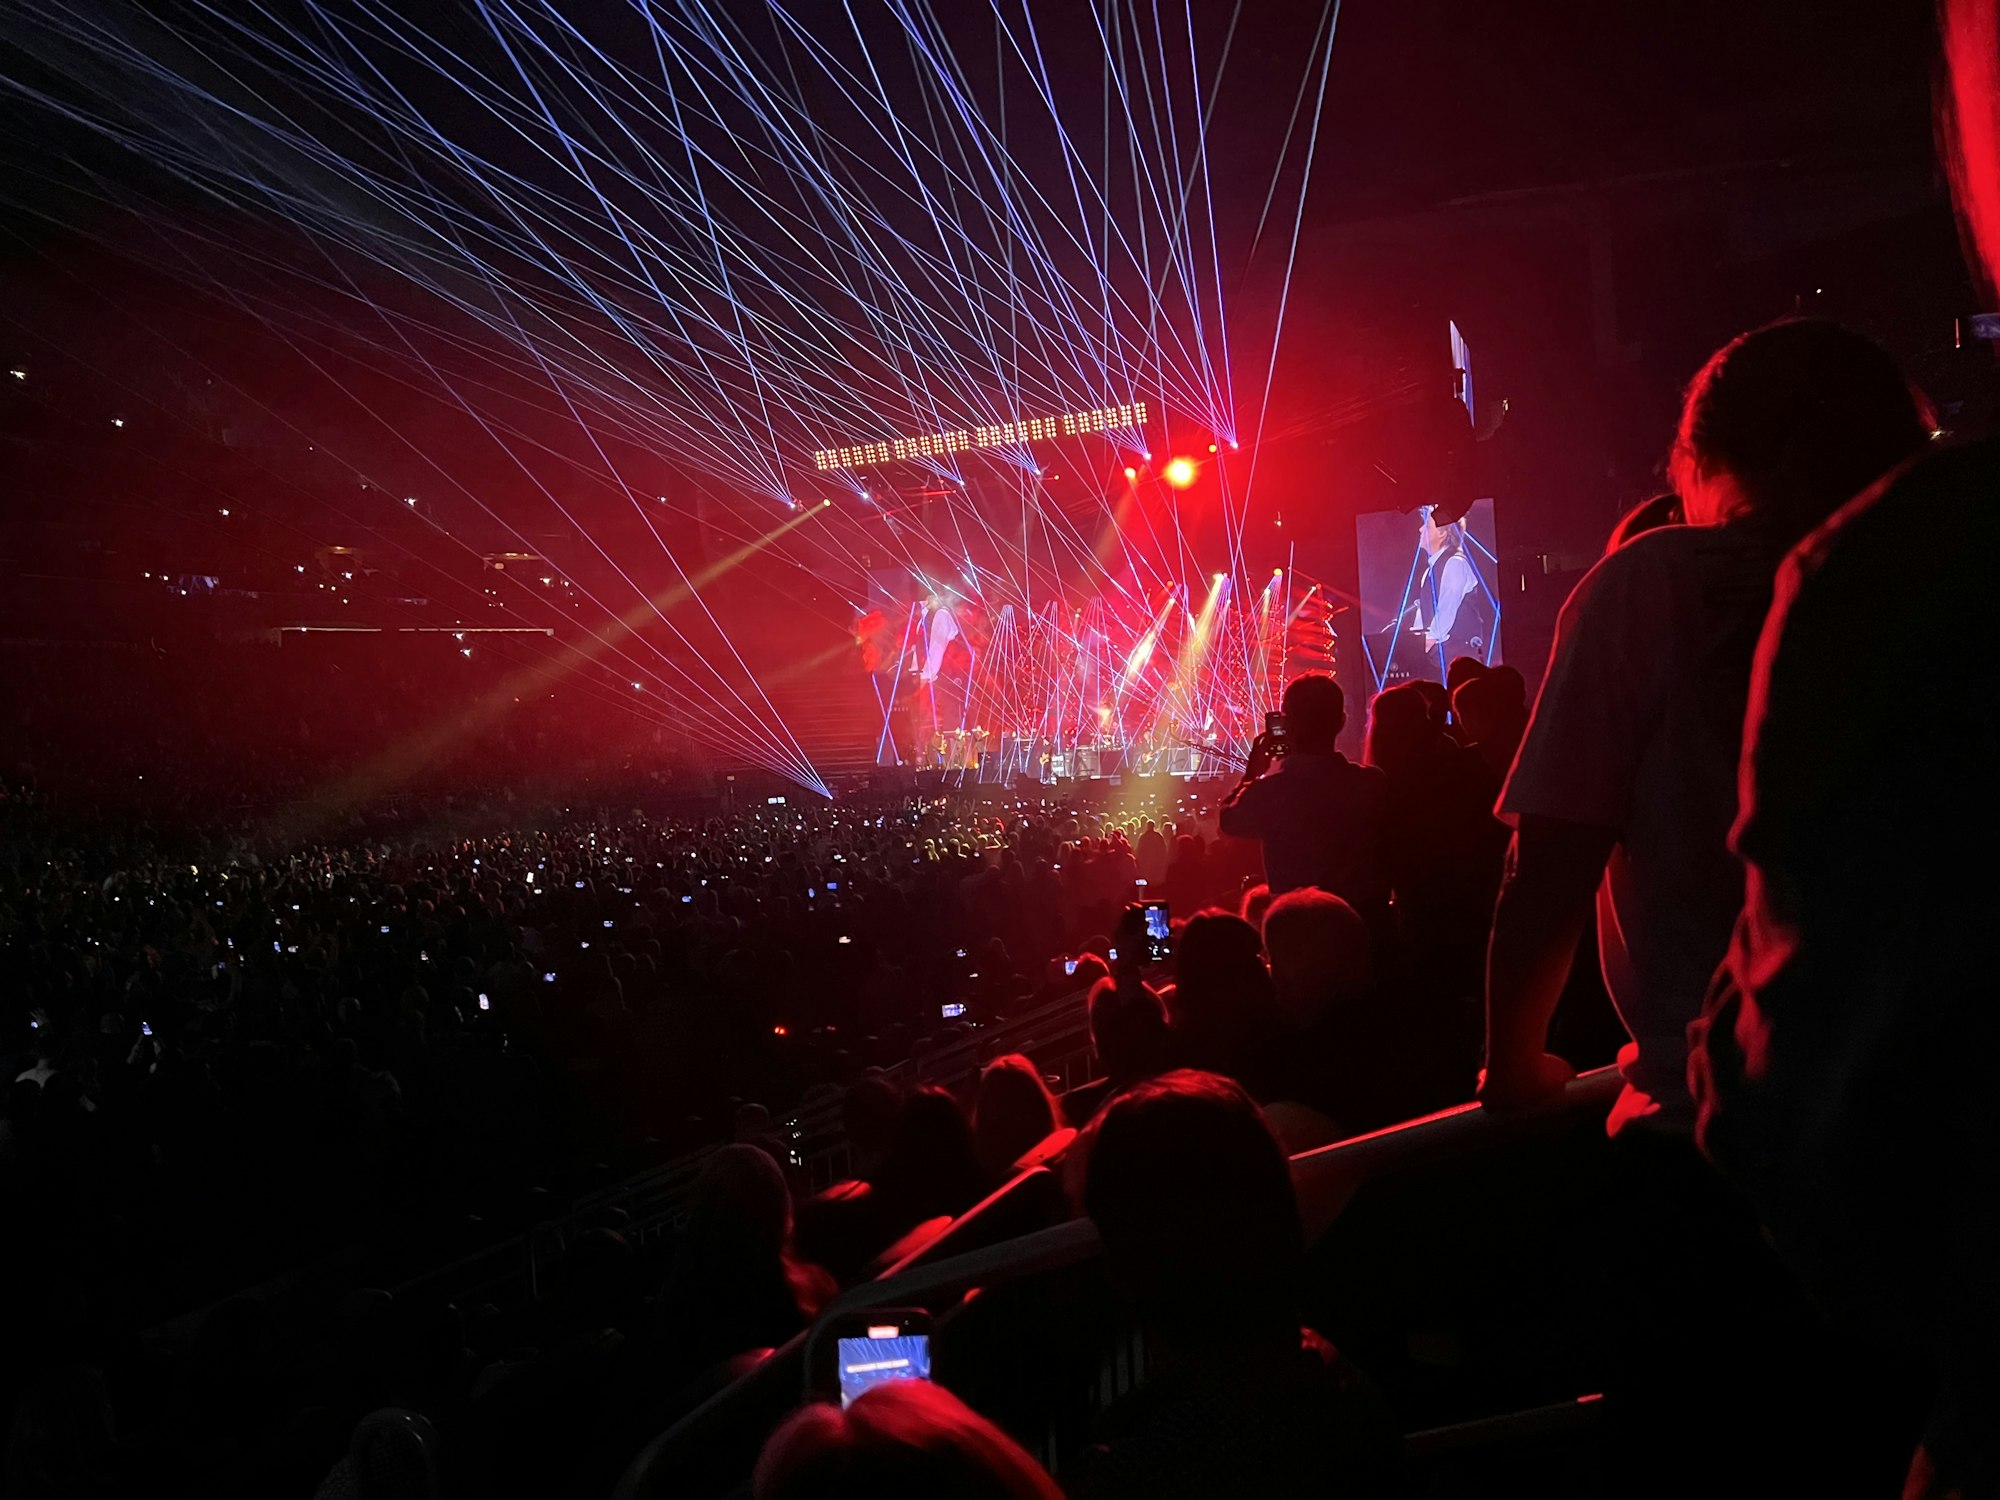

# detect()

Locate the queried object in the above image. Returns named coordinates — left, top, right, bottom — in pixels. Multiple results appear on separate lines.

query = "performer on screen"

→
left=1412, top=506, right=1492, bottom=675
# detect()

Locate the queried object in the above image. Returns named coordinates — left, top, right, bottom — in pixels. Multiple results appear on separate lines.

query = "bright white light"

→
left=460, top=647, right=472, bottom=657
left=404, top=496, right=418, bottom=506
left=218, top=508, right=230, bottom=517
left=631, top=680, right=643, bottom=691
left=812, top=401, right=1148, bottom=473
left=111, top=417, right=124, bottom=428
left=7, top=370, right=24, bottom=380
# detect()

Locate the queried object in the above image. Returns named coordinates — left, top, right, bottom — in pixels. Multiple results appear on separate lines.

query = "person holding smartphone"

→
left=1218, top=674, right=1391, bottom=933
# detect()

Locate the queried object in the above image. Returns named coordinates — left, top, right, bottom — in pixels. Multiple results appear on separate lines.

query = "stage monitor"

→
left=1356, top=498, right=1501, bottom=694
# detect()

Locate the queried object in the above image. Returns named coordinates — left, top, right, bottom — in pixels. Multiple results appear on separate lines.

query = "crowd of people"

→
left=11, top=6, right=2000, bottom=1490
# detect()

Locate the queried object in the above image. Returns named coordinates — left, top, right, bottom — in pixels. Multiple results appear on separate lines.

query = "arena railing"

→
left=610, top=1065, right=1624, bottom=1499
left=393, top=981, right=1098, bottom=1312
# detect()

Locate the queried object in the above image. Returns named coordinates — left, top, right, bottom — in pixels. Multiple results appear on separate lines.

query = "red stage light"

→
left=1163, top=456, right=1197, bottom=489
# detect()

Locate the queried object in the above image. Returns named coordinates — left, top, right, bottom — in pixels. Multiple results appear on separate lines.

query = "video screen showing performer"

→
left=1356, top=499, right=1501, bottom=691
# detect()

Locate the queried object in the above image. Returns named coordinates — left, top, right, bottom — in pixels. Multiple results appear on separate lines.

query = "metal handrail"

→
left=394, top=983, right=1101, bottom=1309
left=823, top=1067, right=1620, bottom=1321
left=613, top=1067, right=1623, bottom=1498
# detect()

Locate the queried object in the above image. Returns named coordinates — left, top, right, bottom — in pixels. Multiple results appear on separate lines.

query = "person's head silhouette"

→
left=1278, top=674, right=1344, bottom=754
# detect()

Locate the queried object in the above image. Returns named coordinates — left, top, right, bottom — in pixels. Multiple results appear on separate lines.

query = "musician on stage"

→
left=1413, top=507, right=1492, bottom=674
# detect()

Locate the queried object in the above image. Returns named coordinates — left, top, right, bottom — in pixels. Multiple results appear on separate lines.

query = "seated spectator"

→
left=1237, top=881, right=1273, bottom=930
left=1061, top=978, right=1171, bottom=1128
left=799, top=1087, right=989, bottom=1283
left=650, top=1145, right=833, bottom=1366
left=755, top=1381, right=1062, bottom=1499
left=1262, top=885, right=1460, bottom=1133
left=1159, top=912, right=1287, bottom=1101
left=972, top=1054, right=1060, bottom=1184
left=1068, top=1071, right=1400, bottom=1498
left=1262, top=888, right=1372, bottom=1029
left=841, top=1075, right=904, bottom=1183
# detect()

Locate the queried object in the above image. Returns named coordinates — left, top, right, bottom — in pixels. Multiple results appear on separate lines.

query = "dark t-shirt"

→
left=1691, top=437, right=2000, bottom=1336
left=1218, top=752, right=1390, bottom=907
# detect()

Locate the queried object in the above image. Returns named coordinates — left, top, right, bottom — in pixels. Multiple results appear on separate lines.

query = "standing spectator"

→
left=1217, top=675, right=1390, bottom=928
left=1481, top=318, right=1932, bottom=1127
left=1690, top=7, right=2000, bottom=1492
left=1482, top=317, right=1934, bottom=1497
left=1450, top=667, right=1528, bottom=785
left=1365, top=682, right=1506, bottom=1000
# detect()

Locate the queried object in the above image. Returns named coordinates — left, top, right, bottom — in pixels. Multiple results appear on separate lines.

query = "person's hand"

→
left=1110, top=904, right=1148, bottom=988
left=1477, top=1050, right=1576, bottom=1112
left=1243, top=731, right=1278, bottom=781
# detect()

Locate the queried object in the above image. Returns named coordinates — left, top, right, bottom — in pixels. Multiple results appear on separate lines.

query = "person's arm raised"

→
left=1478, top=814, right=1612, bottom=1110
left=1217, top=732, right=1277, bottom=837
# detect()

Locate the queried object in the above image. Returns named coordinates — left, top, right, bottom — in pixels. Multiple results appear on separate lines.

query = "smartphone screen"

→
left=837, top=1328, right=932, bottom=1408
left=1142, top=900, right=1172, bottom=964
left=1063, top=957, right=1079, bottom=976
left=1265, top=710, right=1288, bottom=756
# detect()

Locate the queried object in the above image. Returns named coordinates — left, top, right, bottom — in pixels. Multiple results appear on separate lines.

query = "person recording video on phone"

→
left=1218, top=674, right=1391, bottom=932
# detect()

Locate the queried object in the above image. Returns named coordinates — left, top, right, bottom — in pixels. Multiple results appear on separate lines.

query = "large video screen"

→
left=1355, top=499, right=1501, bottom=693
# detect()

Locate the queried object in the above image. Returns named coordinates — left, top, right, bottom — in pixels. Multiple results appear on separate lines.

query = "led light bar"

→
left=812, top=401, right=1148, bottom=472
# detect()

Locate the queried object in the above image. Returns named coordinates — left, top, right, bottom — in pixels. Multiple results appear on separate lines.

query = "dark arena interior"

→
left=1, top=2, right=1995, bottom=1497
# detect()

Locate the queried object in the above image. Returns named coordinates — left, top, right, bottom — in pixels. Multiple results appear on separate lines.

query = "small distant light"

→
left=7, top=369, right=23, bottom=380
left=631, top=680, right=643, bottom=691
left=1207, top=443, right=1218, bottom=453
left=342, top=570, right=353, bottom=580
left=294, top=564, right=305, bottom=572
left=404, top=495, right=418, bottom=506
left=453, top=631, right=464, bottom=641
left=1164, top=457, right=1197, bottom=489
left=459, top=646, right=472, bottom=657
left=111, top=417, right=124, bottom=428
left=218, top=508, right=230, bottom=517
left=142, top=571, right=151, bottom=579
left=1124, top=466, right=1138, bottom=481
left=1229, top=439, right=1240, bottom=450
left=772, top=1024, right=789, bottom=1036
left=541, top=575, right=553, bottom=585
left=821, top=498, right=831, bottom=508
